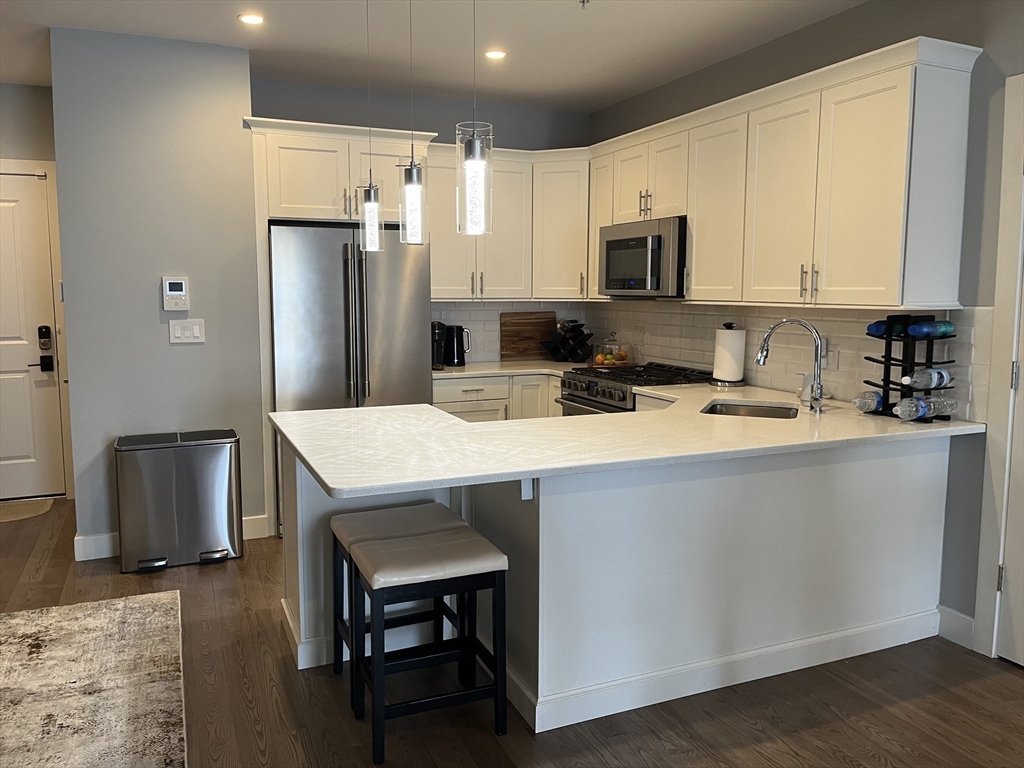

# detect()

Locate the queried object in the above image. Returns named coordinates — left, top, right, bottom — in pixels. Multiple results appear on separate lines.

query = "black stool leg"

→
left=371, top=586, right=387, bottom=765
left=457, top=593, right=472, bottom=686
left=332, top=542, right=344, bottom=675
left=351, top=571, right=366, bottom=720
left=433, top=596, right=445, bottom=643
left=493, top=571, right=507, bottom=736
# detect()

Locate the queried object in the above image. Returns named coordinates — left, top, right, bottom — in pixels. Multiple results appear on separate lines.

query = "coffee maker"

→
left=431, top=321, right=446, bottom=370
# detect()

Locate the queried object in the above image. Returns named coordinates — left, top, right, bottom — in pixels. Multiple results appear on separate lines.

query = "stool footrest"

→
left=384, top=684, right=496, bottom=721
left=382, top=638, right=466, bottom=675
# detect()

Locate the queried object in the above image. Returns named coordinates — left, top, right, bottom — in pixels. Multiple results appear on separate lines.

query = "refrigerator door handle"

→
left=357, top=248, right=371, bottom=400
left=344, top=244, right=357, bottom=400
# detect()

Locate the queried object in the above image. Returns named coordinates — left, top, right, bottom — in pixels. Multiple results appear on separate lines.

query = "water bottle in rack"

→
left=892, top=396, right=958, bottom=421
left=900, top=368, right=953, bottom=388
left=852, top=391, right=885, bottom=413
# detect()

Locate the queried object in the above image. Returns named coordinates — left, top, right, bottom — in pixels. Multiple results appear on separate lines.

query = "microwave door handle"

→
left=646, top=236, right=655, bottom=291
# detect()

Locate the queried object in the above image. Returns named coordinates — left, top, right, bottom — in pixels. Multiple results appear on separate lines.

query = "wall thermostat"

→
left=162, top=276, right=189, bottom=311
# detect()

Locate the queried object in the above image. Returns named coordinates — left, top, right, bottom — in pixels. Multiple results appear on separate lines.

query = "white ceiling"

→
left=0, top=0, right=864, bottom=112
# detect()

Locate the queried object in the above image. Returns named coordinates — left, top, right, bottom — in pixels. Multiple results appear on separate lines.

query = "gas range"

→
left=558, top=362, right=713, bottom=415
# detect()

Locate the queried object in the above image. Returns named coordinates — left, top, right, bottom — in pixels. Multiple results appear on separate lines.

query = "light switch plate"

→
left=169, top=318, right=204, bottom=344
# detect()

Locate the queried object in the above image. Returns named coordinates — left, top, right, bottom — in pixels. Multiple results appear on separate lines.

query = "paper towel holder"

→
left=710, top=322, right=747, bottom=388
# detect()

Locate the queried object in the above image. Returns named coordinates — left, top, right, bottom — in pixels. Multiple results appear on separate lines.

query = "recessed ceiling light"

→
left=238, top=13, right=264, bottom=25
left=484, top=50, right=507, bottom=60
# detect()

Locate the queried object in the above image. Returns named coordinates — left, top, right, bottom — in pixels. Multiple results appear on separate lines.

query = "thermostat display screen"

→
left=167, top=281, right=185, bottom=294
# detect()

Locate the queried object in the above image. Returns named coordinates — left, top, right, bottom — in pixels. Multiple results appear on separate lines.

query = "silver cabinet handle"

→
left=799, top=264, right=807, bottom=298
left=471, top=271, right=476, bottom=296
left=504, top=403, right=508, bottom=420
left=645, top=190, right=652, bottom=218
left=480, top=272, right=484, bottom=295
left=638, top=189, right=643, bottom=219
left=357, top=248, right=370, bottom=399
left=461, top=387, right=485, bottom=393
left=580, top=272, right=585, bottom=296
left=811, top=266, right=819, bottom=299
left=344, top=244, right=357, bottom=399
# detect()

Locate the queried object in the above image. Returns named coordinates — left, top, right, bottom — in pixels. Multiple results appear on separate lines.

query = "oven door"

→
left=555, top=395, right=625, bottom=416
left=598, top=217, right=683, bottom=298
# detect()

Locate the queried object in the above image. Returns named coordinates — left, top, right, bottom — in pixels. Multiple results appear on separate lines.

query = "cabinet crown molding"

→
left=244, top=116, right=437, bottom=144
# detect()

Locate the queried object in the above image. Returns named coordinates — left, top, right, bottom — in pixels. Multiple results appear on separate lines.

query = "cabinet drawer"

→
left=433, top=376, right=510, bottom=403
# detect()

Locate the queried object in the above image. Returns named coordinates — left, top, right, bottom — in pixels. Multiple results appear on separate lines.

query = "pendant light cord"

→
left=409, top=0, right=415, bottom=159
left=472, top=0, right=477, bottom=125
left=366, top=0, right=373, bottom=182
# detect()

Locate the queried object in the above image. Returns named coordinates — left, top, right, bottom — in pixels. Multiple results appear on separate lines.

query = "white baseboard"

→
left=530, top=610, right=939, bottom=733
left=243, top=513, right=272, bottom=540
left=73, top=532, right=119, bottom=561
left=937, top=605, right=975, bottom=648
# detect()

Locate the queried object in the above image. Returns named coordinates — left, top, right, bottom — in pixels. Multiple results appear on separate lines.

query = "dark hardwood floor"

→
left=2, top=499, right=1022, bottom=767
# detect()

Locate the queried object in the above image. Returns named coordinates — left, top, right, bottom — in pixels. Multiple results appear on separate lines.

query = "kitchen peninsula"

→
left=270, top=387, right=983, bottom=732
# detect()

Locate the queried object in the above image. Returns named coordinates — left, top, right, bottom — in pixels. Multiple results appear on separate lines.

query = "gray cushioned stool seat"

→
left=351, top=527, right=509, bottom=590
left=330, top=502, right=467, bottom=550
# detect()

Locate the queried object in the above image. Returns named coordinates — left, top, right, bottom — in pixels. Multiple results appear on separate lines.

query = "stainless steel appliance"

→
left=115, top=429, right=242, bottom=573
left=431, top=321, right=447, bottom=370
left=270, top=223, right=432, bottom=411
left=443, top=324, right=471, bottom=367
left=557, top=363, right=712, bottom=415
left=598, top=216, right=686, bottom=298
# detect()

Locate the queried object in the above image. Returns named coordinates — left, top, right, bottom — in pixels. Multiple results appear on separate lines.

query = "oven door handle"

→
left=555, top=397, right=619, bottom=416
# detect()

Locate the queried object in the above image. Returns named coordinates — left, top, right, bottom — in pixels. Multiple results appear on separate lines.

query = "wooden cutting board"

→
left=500, top=311, right=557, bottom=360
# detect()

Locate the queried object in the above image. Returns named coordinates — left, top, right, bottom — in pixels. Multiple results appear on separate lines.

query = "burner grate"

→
left=571, top=362, right=712, bottom=386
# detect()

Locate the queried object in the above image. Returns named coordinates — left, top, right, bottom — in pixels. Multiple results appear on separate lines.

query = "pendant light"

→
left=398, top=0, right=427, bottom=245
left=359, top=0, right=384, bottom=252
left=456, top=0, right=493, bottom=236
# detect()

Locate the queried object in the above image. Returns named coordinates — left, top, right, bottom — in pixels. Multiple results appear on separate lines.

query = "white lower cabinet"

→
left=511, top=375, right=551, bottom=420
left=434, top=399, right=509, bottom=422
left=547, top=375, right=563, bottom=417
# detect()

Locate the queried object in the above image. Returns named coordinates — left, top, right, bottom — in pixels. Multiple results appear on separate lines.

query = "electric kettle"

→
left=444, top=325, right=471, bottom=367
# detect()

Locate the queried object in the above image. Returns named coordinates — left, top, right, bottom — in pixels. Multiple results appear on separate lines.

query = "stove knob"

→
left=560, top=378, right=568, bottom=389
left=614, top=390, right=626, bottom=402
left=597, top=387, right=608, bottom=399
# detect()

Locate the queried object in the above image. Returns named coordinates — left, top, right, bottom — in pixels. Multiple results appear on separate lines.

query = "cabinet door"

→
left=588, top=154, right=614, bottom=298
left=647, top=131, right=688, bottom=219
left=434, top=399, right=509, bottom=422
left=266, top=134, right=350, bottom=219
left=479, top=160, right=533, bottom=298
left=686, top=114, right=748, bottom=302
left=532, top=161, right=590, bottom=300
left=612, top=144, right=649, bottom=224
left=350, top=140, right=428, bottom=223
left=547, top=375, right=562, bottom=417
left=511, top=375, right=550, bottom=420
left=427, top=147, right=476, bottom=299
left=742, top=93, right=821, bottom=303
left=812, top=67, right=912, bottom=306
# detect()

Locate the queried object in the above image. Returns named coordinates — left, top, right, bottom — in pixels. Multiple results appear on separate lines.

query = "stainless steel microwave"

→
left=598, top=216, right=685, bottom=298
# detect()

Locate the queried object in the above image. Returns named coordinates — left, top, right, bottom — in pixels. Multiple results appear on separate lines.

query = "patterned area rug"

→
left=0, top=498, right=53, bottom=524
left=0, top=592, right=186, bottom=768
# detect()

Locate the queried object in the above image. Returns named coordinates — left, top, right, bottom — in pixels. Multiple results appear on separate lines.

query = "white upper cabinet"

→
left=532, top=160, right=590, bottom=299
left=612, top=144, right=648, bottom=224
left=812, top=67, right=912, bottom=306
left=588, top=154, right=614, bottom=298
left=646, top=131, right=688, bottom=219
left=350, top=139, right=429, bottom=223
left=686, top=114, right=748, bottom=302
left=742, top=93, right=821, bottom=304
left=479, top=159, right=533, bottom=299
left=427, top=147, right=476, bottom=299
left=266, top=134, right=351, bottom=219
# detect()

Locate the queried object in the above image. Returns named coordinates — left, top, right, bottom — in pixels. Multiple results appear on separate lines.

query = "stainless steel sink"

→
left=701, top=401, right=799, bottom=419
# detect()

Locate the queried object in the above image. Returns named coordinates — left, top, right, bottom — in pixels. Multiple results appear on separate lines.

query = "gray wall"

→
left=251, top=76, right=589, bottom=150
left=50, top=29, right=264, bottom=545
left=0, top=83, right=55, bottom=161
left=590, top=0, right=1024, bottom=310
left=941, top=433, right=986, bottom=615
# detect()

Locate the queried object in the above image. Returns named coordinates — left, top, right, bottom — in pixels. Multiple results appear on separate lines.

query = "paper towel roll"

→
left=712, top=327, right=747, bottom=382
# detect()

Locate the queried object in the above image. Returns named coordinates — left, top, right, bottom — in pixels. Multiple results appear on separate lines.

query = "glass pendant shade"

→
left=398, top=158, right=428, bottom=244
left=359, top=182, right=384, bottom=252
left=455, top=122, right=493, bottom=236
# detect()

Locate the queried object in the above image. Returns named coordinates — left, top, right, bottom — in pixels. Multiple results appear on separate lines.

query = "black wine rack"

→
left=862, top=314, right=955, bottom=423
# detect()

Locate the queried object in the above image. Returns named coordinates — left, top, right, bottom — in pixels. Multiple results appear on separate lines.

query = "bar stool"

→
left=333, top=517, right=508, bottom=764
left=330, top=503, right=469, bottom=711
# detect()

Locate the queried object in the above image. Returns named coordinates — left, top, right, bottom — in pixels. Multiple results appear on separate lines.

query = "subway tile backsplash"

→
left=433, top=300, right=985, bottom=421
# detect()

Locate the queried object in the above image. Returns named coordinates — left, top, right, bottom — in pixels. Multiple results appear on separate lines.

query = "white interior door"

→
left=996, top=246, right=1024, bottom=666
left=0, top=173, right=65, bottom=499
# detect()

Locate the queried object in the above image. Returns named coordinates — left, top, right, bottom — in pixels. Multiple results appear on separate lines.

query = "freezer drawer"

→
left=115, top=429, right=242, bottom=573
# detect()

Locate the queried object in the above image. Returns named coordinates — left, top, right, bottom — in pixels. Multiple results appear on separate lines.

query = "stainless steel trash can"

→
left=115, top=429, right=242, bottom=573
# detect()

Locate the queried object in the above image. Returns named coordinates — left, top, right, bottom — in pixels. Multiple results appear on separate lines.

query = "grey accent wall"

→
left=941, top=432, right=986, bottom=616
left=50, top=29, right=264, bottom=546
left=589, top=0, right=1024, bottom=309
left=251, top=76, right=589, bottom=150
left=0, top=83, right=55, bottom=161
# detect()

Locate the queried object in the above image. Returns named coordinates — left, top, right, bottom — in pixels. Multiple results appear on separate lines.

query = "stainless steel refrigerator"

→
left=270, top=223, right=432, bottom=410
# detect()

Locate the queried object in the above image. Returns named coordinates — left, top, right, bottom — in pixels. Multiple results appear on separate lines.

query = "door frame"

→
left=0, top=158, right=74, bottom=499
left=973, top=74, right=1024, bottom=657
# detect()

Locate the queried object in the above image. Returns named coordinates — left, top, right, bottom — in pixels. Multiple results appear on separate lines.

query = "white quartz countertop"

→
left=269, top=384, right=985, bottom=499
left=432, top=361, right=576, bottom=378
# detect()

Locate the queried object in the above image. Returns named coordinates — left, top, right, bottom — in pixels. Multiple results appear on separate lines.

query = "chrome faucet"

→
left=755, top=319, right=824, bottom=413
